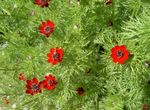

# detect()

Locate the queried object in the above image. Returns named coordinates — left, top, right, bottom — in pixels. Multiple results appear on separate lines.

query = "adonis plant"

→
left=0, top=0, right=150, bottom=110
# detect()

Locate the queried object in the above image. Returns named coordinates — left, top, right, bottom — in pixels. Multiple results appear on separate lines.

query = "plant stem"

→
left=0, top=67, right=22, bottom=71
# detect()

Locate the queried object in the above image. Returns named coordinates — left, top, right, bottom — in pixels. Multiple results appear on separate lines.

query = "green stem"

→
left=2, top=36, right=18, bottom=47
left=111, top=0, right=115, bottom=29
left=0, top=93, right=22, bottom=95
left=48, top=6, right=52, bottom=12
left=0, top=67, right=22, bottom=71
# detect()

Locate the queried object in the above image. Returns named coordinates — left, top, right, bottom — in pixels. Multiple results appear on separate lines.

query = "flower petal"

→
left=26, top=84, right=31, bottom=89
left=47, top=20, right=54, bottom=27
left=26, top=89, right=33, bottom=94
left=26, top=80, right=32, bottom=85
left=32, top=78, right=39, bottom=84
left=50, top=48, right=55, bottom=53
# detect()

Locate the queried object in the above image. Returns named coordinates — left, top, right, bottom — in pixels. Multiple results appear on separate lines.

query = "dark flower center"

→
left=31, top=84, right=40, bottom=92
left=53, top=52, right=60, bottom=60
left=108, top=20, right=113, bottom=26
left=116, top=51, right=124, bottom=58
left=48, top=80, right=55, bottom=86
left=45, top=26, right=51, bottom=32
left=77, top=87, right=84, bottom=95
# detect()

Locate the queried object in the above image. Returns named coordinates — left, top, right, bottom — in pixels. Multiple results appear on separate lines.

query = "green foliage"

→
left=0, top=0, right=150, bottom=110
left=100, top=94, right=124, bottom=110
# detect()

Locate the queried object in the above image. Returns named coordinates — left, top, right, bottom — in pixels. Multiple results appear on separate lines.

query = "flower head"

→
left=76, top=87, right=85, bottom=96
left=26, top=78, right=42, bottom=96
left=39, top=20, right=55, bottom=37
left=111, top=45, right=129, bottom=64
left=40, top=74, right=57, bottom=90
left=18, top=73, right=26, bottom=81
left=108, top=20, right=113, bottom=27
left=34, top=0, right=50, bottom=8
left=47, top=48, right=64, bottom=65
left=3, top=97, right=10, bottom=105
left=143, top=104, right=149, bottom=110
left=106, top=0, right=112, bottom=5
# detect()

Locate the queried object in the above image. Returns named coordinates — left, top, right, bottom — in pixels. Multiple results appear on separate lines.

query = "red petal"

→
left=26, top=89, right=32, bottom=94
left=42, top=21, right=47, bottom=26
left=47, top=20, right=54, bottom=28
left=39, top=25, right=44, bottom=31
left=120, top=45, right=126, bottom=50
left=57, top=49, right=64, bottom=61
left=118, top=59, right=125, bottom=64
left=32, top=78, right=38, bottom=84
left=57, top=48, right=63, bottom=55
left=45, top=33, right=51, bottom=37
left=123, top=51, right=129, bottom=60
left=53, top=80, right=57, bottom=85
left=26, top=80, right=32, bottom=85
left=39, top=90, right=42, bottom=93
left=50, top=48, right=55, bottom=53
left=114, top=45, right=120, bottom=49
left=111, top=53, right=117, bottom=60
left=46, top=85, right=55, bottom=90
left=31, top=92, right=35, bottom=96
left=48, top=57, right=55, bottom=63
left=112, top=58, right=118, bottom=63
left=39, top=81, right=44, bottom=88
left=34, top=0, right=41, bottom=4
left=47, top=57, right=53, bottom=63
left=52, top=61, right=58, bottom=65
left=111, top=47, right=118, bottom=55
left=45, top=74, right=53, bottom=79
left=26, top=84, right=31, bottom=89
left=47, top=53, right=52, bottom=57
left=43, top=80, right=48, bottom=86
left=111, top=47, right=116, bottom=53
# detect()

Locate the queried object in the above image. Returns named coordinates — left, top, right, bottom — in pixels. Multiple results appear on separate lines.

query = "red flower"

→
left=106, top=0, right=112, bottom=5
left=39, top=20, right=55, bottom=37
left=108, top=20, right=113, bottom=27
left=111, top=45, right=129, bottom=64
left=3, top=97, right=10, bottom=105
left=143, top=104, right=149, bottom=110
left=26, top=78, right=42, bottom=96
left=34, top=0, right=50, bottom=8
left=47, top=48, right=64, bottom=65
left=18, top=73, right=26, bottom=81
left=76, top=87, right=85, bottom=96
left=40, top=74, right=57, bottom=90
